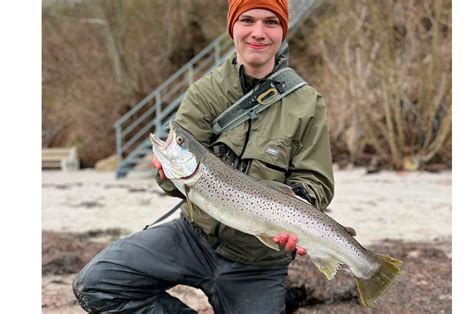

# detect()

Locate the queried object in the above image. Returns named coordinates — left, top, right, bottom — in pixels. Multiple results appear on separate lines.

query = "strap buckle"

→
left=256, top=87, right=278, bottom=105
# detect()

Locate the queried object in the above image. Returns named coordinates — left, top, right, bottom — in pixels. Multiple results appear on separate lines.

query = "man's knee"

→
left=72, top=267, right=195, bottom=313
left=72, top=274, right=92, bottom=312
left=72, top=261, right=110, bottom=312
left=72, top=272, right=94, bottom=312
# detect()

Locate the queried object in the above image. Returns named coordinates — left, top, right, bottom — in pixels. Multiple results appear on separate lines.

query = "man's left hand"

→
left=272, top=232, right=306, bottom=256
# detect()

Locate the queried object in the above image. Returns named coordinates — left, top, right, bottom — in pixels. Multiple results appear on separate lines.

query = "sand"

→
left=42, top=167, right=452, bottom=244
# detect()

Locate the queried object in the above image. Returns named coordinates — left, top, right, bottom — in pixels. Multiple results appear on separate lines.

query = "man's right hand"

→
left=152, top=155, right=167, bottom=179
left=272, top=232, right=306, bottom=256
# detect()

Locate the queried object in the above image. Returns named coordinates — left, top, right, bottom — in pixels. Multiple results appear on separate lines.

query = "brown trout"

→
left=150, top=121, right=402, bottom=308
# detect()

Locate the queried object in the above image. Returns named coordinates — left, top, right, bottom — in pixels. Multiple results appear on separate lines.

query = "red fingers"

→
left=296, top=247, right=306, bottom=256
left=151, top=155, right=160, bottom=169
left=272, top=232, right=307, bottom=256
left=151, top=156, right=167, bottom=179
left=278, top=232, right=288, bottom=247
left=285, top=234, right=297, bottom=251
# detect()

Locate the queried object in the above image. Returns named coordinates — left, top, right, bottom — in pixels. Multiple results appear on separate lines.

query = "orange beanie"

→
left=227, top=0, right=289, bottom=39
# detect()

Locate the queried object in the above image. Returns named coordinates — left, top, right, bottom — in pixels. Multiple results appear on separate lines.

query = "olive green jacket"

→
left=157, top=52, right=334, bottom=266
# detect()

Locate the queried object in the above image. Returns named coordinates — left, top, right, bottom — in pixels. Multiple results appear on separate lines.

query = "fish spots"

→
left=196, top=153, right=356, bottom=243
left=175, top=152, right=381, bottom=280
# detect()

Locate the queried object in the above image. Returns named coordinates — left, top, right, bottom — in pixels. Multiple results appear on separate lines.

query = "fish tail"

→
left=354, top=253, right=402, bottom=308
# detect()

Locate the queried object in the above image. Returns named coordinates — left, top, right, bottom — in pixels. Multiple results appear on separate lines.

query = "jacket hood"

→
left=274, top=40, right=289, bottom=71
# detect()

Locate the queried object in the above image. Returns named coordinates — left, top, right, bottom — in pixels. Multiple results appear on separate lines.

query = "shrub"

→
left=291, top=0, right=451, bottom=169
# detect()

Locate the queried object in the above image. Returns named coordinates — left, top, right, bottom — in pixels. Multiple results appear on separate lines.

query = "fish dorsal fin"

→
left=313, top=256, right=341, bottom=280
left=259, top=180, right=311, bottom=204
left=255, top=233, right=280, bottom=251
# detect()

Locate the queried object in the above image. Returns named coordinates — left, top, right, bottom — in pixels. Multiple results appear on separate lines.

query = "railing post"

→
left=215, top=40, right=221, bottom=64
left=187, top=64, right=194, bottom=86
left=115, top=123, right=122, bottom=177
left=115, top=126, right=122, bottom=158
left=154, top=92, right=162, bottom=135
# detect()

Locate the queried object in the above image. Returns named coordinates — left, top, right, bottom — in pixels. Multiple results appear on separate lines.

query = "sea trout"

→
left=150, top=121, right=402, bottom=308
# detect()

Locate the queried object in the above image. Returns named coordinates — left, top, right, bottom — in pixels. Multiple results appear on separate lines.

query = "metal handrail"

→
left=114, top=33, right=231, bottom=127
left=122, top=104, right=156, bottom=138
left=122, top=119, right=155, bottom=152
left=114, top=35, right=233, bottom=155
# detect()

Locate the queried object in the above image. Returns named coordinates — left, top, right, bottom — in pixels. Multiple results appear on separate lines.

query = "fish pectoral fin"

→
left=313, top=256, right=341, bottom=280
left=184, top=185, right=194, bottom=222
left=255, top=234, right=280, bottom=251
left=345, top=226, right=357, bottom=237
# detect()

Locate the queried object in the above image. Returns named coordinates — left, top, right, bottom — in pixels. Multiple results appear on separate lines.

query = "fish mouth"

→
left=149, top=132, right=172, bottom=150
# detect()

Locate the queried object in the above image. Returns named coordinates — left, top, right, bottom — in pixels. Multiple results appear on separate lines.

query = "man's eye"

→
left=266, top=20, right=279, bottom=26
left=240, top=18, right=253, bottom=24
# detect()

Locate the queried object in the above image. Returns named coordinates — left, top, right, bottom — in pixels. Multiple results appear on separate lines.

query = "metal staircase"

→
left=114, top=0, right=318, bottom=178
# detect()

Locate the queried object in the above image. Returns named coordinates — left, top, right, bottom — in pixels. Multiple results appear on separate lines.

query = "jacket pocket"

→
left=243, top=136, right=292, bottom=182
left=247, top=159, right=286, bottom=182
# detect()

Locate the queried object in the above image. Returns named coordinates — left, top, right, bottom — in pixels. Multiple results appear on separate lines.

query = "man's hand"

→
left=272, top=232, right=306, bottom=256
left=151, top=155, right=167, bottom=179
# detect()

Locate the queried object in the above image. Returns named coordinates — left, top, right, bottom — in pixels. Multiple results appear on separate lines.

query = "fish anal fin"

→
left=256, top=234, right=280, bottom=251
left=313, top=256, right=341, bottom=280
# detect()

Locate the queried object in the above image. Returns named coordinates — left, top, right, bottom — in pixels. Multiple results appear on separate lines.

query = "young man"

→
left=73, top=1, right=334, bottom=313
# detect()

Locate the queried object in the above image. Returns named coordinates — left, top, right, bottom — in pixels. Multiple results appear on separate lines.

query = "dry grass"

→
left=292, top=0, right=451, bottom=169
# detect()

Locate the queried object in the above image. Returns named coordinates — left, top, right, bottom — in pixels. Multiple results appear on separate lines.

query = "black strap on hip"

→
left=143, top=199, right=185, bottom=230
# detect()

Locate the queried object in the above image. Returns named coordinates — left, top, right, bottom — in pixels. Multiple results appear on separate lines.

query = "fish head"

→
left=149, top=121, right=206, bottom=179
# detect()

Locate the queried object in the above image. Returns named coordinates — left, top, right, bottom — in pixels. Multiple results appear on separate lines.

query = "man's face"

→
left=233, top=9, right=283, bottom=78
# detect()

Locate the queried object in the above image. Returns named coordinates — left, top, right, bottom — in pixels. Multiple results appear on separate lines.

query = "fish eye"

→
left=176, top=136, right=184, bottom=145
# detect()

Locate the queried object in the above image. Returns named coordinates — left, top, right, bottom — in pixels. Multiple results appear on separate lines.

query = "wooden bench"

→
left=42, top=147, right=80, bottom=171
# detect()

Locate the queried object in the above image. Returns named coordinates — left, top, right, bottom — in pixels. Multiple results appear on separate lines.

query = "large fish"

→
left=150, top=121, right=402, bottom=308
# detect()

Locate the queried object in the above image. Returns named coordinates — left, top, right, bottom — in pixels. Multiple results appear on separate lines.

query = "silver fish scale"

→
left=195, top=154, right=318, bottom=226
left=194, top=155, right=309, bottom=225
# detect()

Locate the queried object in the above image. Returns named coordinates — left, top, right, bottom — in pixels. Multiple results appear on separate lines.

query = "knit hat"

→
left=227, top=0, right=289, bottom=39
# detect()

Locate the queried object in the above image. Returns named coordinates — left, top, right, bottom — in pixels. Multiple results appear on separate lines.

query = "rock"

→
left=407, top=250, right=421, bottom=259
left=402, top=156, right=420, bottom=171
left=95, top=155, right=117, bottom=171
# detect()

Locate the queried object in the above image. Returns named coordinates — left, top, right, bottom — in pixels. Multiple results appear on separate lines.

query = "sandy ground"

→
left=42, top=167, right=452, bottom=313
left=42, top=168, right=452, bottom=244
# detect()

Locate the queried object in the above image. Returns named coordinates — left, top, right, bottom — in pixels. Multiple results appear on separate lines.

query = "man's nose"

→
left=251, top=21, right=265, bottom=39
